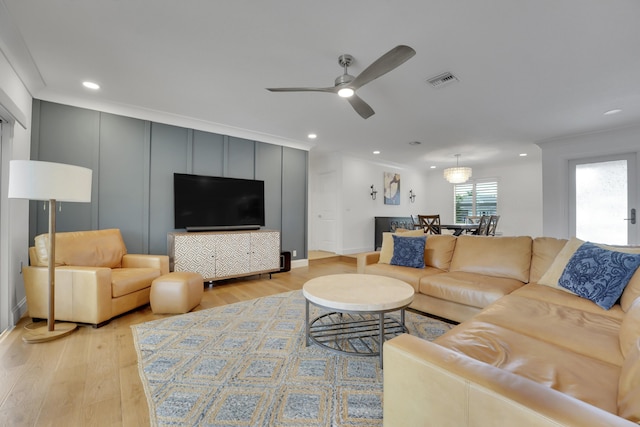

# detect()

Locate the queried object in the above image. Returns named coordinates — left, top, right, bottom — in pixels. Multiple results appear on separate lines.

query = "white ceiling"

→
left=3, top=0, right=640, bottom=170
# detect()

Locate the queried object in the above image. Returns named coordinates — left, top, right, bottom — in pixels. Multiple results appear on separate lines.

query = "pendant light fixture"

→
left=443, top=154, right=472, bottom=184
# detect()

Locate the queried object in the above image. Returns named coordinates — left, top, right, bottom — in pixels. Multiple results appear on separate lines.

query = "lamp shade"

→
left=8, top=160, right=92, bottom=202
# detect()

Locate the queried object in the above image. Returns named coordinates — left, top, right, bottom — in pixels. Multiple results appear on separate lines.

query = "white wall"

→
left=339, top=156, right=433, bottom=254
left=538, top=124, right=640, bottom=239
left=422, top=159, right=544, bottom=238
left=309, top=149, right=544, bottom=255
left=0, top=53, right=33, bottom=330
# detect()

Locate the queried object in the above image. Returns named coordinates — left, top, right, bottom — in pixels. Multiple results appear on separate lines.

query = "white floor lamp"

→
left=9, top=160, right=92, bottom=343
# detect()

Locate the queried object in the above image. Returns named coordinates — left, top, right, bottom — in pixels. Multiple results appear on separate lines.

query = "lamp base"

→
left=22, top=322, right=77, bottom=343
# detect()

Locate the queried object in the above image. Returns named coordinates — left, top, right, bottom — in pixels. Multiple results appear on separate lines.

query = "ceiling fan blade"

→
left=350, top=45, right=416, bottom=90
left=266, top=86, right=336, bottom=93
left=347, top=94, right=375, bottom=119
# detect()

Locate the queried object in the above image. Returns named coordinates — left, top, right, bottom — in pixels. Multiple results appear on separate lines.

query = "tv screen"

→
left=174, top=173, right=265, bottom=231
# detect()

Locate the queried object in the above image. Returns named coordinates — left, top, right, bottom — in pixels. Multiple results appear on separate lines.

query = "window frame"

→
left=453, top=178, right=498, bottom=224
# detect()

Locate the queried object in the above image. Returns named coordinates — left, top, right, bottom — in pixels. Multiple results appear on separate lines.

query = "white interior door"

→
left=569, top=153, right=637, bottom=245
left=313, top=171, right=338, bottom=253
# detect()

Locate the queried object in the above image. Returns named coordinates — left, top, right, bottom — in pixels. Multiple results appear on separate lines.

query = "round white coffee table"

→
left=302, top=274, right=415, bottom=368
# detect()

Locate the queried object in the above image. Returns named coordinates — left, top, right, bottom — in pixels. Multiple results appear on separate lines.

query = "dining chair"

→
left=473, top=215, right=490, bottom=235
left=487, top=215, right=500, bottom=236
left=464, top=215, right=481, bottom=234
left=418, top=214, right=441, bottom=234
left=465, top=216, right=481, bottom=224
left=410, top=214, right=422, bottom=230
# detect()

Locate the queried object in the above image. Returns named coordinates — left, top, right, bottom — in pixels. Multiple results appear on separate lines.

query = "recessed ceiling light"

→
left=82, top=81, right=100, bottom=90
left=519, top=153, right=527, bottom=157
left=307, top=133, right=317, bottom=139
left=604, top=109, right=622, bottom=115
left=430, top=165, right=436, bottom=169
left=373, top=150, right=381, bottom=155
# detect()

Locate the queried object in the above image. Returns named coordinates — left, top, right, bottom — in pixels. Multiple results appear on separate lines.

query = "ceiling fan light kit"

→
left=338, top=87, right=354, bottom=98
left=266, top=45, right=416, bottom=119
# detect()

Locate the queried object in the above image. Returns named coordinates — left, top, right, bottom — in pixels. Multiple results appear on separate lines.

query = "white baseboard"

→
left=291, top=259, right=309, bottom=269
left=340, top=247, right=373, bottom=255
left=12, top=296, right=27, bottom=326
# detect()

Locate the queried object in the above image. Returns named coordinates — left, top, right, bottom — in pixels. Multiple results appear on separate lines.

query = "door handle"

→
left=625, top=208, right=636, bottom=225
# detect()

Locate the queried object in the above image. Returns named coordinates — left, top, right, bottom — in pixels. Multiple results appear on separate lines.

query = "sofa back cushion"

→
left=537, top=237, right=640, bottom=312
left=620, top=298, right=640, bottom=359
left=529, top=237, right=567, bottom=284
left=424, top=234, right=457, bottom=271
left=622, top=270, right=640, bottom=313
left=33, top=228, right=127, bottom=268
left=378, top=229, right=425, bottom=264
left=449, top=235, right=532, bottom=282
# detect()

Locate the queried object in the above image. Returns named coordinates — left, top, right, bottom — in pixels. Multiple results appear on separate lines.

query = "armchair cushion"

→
left=33, top=228, right=127, bottom=268
left=111, top=268, right=162, bottom=298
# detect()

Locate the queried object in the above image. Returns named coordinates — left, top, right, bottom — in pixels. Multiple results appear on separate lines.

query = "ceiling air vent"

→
left=426, top=72, right=459, bottom=89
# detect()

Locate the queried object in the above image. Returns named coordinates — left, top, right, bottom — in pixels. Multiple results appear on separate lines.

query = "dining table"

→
left=440, top=223, right=479, bottom=236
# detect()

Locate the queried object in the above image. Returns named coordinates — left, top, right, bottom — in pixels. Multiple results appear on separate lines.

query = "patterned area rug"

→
left=132, top=290, right=454, bottom=427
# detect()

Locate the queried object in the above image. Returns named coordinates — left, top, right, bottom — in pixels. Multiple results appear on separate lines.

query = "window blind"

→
left=454, top=180, right=497, bottom=223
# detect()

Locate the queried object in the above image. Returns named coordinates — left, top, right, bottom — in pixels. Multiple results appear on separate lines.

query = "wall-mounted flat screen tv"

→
left=174, top=173, right=265, bottom=231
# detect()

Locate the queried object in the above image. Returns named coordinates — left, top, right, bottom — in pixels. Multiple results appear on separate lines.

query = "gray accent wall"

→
left=30, top=100, right=308, bottom=260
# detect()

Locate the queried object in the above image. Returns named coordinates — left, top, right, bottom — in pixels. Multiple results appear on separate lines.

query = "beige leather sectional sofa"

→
left=24, top=229, right=169, bottom=327
left=357, top=234, right=640, bottom=426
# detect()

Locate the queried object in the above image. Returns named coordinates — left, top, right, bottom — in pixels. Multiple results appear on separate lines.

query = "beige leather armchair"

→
left=23, top=228, right=169, bottom=327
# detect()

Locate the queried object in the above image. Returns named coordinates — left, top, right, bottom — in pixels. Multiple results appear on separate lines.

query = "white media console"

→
left=168, top=229, right=281, bottom=281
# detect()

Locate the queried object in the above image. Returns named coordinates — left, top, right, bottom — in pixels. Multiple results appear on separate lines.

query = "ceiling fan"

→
left=266, top=45, right=416, bottom=119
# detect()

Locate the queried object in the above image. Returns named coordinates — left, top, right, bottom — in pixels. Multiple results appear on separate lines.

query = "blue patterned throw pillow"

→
left=390, top=234, right=426, bottom=268
left=559, top=242, right=640, bottom=310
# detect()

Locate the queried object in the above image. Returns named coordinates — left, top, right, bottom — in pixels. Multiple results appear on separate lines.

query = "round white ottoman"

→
left=150, top=271, right=203, bottom=314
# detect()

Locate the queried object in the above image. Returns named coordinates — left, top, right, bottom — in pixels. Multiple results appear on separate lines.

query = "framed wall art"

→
left=384, top=172, right=401, bottom=205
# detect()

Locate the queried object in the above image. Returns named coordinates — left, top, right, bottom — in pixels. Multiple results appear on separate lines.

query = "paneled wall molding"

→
left=30, top=100, right=307, bottom=259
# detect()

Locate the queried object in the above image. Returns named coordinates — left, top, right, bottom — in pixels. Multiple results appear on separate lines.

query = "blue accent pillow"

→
left=390, top=234, right=426, bottom=269
left=559, top=242, right=640, bottom=310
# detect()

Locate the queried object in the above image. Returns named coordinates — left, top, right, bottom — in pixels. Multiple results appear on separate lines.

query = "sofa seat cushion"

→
left=473, top=294, right=623, bottom=366
left=512, top=284, right=625, bottom=320
left=363, top=263, right=442, bottom=291
left=111, top=268, right=161, bottom=298
left=435, top=320, right=620, bottom=414
left=418, top=271, right=524, bottom=309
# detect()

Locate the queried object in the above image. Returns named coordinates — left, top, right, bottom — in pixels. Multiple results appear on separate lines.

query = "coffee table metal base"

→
left=305, top=300, right=408, bottom=368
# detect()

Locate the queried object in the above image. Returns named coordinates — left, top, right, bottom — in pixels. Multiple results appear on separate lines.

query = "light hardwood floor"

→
left=0, top=258, right=356, bottom=427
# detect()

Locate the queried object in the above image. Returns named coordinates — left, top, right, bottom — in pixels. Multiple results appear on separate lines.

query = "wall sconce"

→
left=409, top=189, right=416, bottom=203
left=370, top=185, right=378, bottom=200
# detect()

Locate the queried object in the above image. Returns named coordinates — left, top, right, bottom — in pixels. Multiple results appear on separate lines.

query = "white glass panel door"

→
left=570, top=154, right=637, bottom=245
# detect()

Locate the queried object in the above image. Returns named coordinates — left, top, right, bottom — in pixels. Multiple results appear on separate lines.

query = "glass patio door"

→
left=569, top=153, right=637, bottom=245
